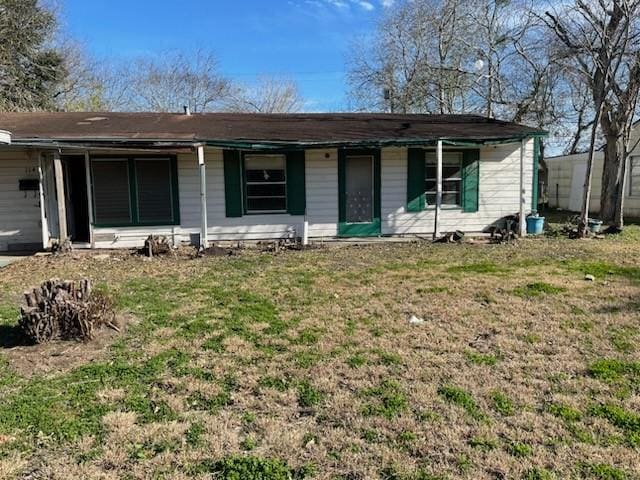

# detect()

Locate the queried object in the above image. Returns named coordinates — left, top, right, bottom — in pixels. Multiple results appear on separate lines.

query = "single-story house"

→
left=0, top=112, right=544, bottom=251
left=546, top=122, right=640, bottom=216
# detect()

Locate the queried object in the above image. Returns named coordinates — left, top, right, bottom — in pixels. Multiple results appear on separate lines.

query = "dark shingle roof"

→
left=0, top=112, right=545, bottom=147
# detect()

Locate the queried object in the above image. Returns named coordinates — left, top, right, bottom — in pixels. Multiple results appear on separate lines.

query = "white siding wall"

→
left=381, top=141, right=534, bottom=235
left=0, top=150, right=42, bottom=251
left=13, top=142, right=535, bottom=250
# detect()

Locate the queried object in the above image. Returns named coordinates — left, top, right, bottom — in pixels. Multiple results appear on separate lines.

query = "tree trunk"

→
left=614, top=144, right=628, bottom=229
left=579, top=101, right=604, bottom=237
left=600, top=135, right=621, bottom=223
left=539, top=139, right=549, bottom=207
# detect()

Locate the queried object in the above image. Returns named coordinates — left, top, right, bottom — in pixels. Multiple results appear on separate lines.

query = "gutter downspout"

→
left=434, top=139, right=443, bottom=240
left=197, top=144, right=208, bottom=249
left=519, top=139, right=527, bottom=237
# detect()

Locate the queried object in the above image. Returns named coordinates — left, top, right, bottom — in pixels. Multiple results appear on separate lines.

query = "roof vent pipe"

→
left=0, top=130, right=11, bottom=145
left=183, top=105, right=191, bottom=116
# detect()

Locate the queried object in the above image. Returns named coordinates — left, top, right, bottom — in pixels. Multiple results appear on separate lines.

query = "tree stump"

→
left=19, top=279, right=117, bottom=344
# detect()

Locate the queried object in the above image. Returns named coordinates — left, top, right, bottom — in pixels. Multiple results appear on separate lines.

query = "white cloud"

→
left=325, top=0, right=349, bottom=8
left=311, top=0, right=378, bottom=12
left=358, top=1, right=375, bottom=10
left=381, top=0, right=395, bottom=7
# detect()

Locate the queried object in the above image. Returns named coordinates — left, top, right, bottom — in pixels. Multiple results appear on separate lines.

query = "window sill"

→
left=423, top=206, right=463, bottom=211
left=243, top=211, right=289, bottom=216
left=93, top=221, right=180, bottom=228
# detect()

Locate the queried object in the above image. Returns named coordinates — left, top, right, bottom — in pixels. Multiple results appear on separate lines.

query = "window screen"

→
left=136, top=159, right=174, bottom=223
left=244, top=154, right=287, bottom=212
left=425, top=152, right=462, bottom=206
left=92, top=160, right=131, bottom=224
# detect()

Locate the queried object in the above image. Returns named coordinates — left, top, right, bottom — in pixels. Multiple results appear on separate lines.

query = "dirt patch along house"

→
left=0, top=112, right=544, bottom=251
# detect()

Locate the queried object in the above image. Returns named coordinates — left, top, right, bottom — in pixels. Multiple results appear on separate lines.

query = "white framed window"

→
left=244, top=154, right=287, bottom=213
left=425, top=152, right=463, bottom=206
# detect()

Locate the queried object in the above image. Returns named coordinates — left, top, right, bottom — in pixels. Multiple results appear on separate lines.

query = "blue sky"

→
left=62, top=0, right=395, bottom=110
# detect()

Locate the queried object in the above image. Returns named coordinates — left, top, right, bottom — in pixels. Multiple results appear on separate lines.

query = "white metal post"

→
left=519, top=139, right=527, bottom=237
left=434, top=140, right=443, bottom=239
left=53, top=150, right=68, bottom=241
left=197, top=145, right=208, bottom=249
left=36, top=152, right=49, bottom=249
left=84, top=151, right=95, bottom=248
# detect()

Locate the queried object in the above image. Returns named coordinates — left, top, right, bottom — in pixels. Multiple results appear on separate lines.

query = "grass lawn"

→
left=1, top=225, right=640, bottom=479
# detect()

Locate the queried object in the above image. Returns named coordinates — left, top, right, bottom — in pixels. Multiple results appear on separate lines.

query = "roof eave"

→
left=7, top=131, right=548, bottom=151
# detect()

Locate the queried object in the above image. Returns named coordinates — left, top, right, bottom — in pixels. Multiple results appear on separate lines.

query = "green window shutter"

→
left=406, top=148, right=425, bottom=212
left=286, top=150, right=306, bottom=215
left=462, top=149, right=480, bottom=213
left=223, top=150, right=243, bottom=217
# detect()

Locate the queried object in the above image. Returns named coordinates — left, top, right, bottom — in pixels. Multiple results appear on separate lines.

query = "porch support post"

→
left=434, top=139, right=443, bottom=239
left=36, top=152, right=49, bottom=249
left=53, top=150, right=68, bottom=241
left=519, top=138, right=527, bottom=237
left=197, top=145, right=208, bottom=249
left=84, top=151, right=94, bottom=247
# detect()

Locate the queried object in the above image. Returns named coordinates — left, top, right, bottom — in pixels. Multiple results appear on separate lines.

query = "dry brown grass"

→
left=0, top=230, right=639, bottom=479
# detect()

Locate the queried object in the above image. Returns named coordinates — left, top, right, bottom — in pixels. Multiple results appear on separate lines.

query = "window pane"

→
left=443, top=192, right=460, bottom=205
left=136, top=159, right=174, bottom=223
left=244, top=155, right=287, bottom=212
left=443, top=180, right=461, bottom=193
left=247, top=183, right=286, bottom=197
left=425, top=180, right=436, bottom=192
left=92, top=160, right=131, bottom=224
left=245, top=155, right=285, bottom=183
left=426, top=193, right=436, bottom=205
left=246, top=169, right=286, bottom=183
left=443, top=166, right=461, bottom=179
left=425, top=152, right=461, bottom=179
left=247, top=197, right=286, bottom=211
left=245, top=155, right=285, bottom=170
left=443, top=152, right=461, bottom=165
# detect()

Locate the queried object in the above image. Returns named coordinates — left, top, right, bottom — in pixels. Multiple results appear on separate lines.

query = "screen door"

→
left=345, top=155, right=373, bottom=223
left=338, top=149, right=381, bottom=237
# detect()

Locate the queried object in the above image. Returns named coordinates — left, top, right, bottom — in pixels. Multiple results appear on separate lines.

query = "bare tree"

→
left=347, top=0, right=477, bottom=113
left=223, top=76, right=304, bottom=113
left=347, top=0, right=562, bottom=125
left=545, top=0, right=640, bottom=231
left=121, top=50, right=231, bottom=113
left=54, top=41, right=109, bottom=111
